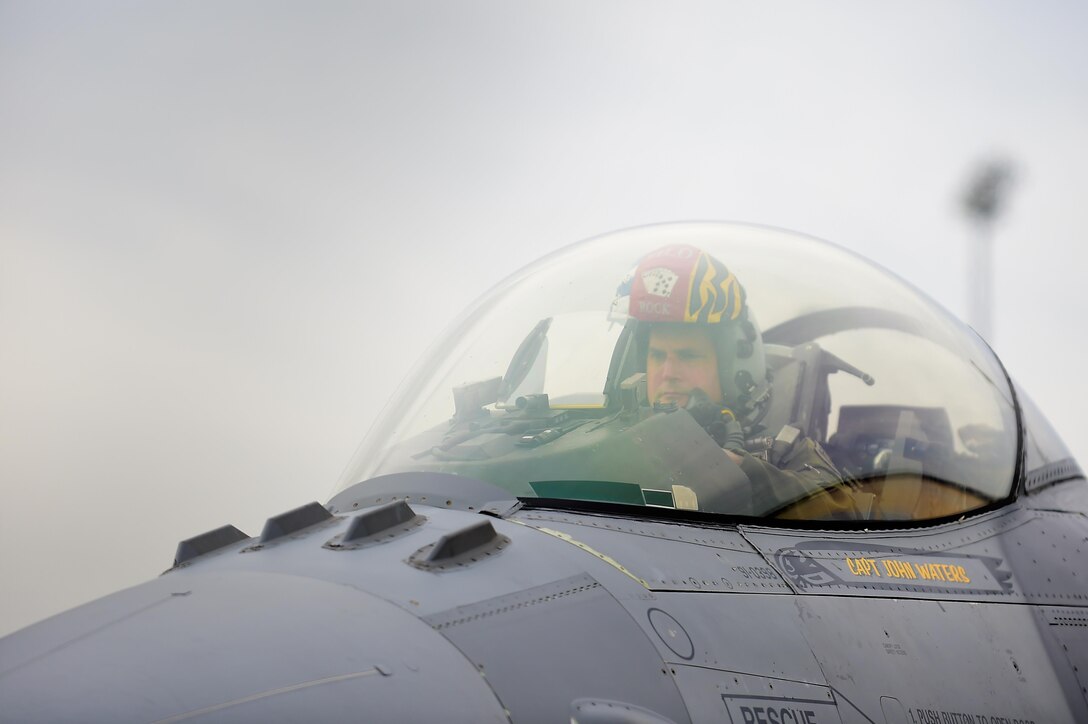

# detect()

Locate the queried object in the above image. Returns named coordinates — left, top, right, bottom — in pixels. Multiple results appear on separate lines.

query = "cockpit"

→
left=336, top=222, right=1026, bottom=522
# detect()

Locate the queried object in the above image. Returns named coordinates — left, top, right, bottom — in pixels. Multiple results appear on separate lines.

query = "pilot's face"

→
left=646, top=326, right=723, bottom=408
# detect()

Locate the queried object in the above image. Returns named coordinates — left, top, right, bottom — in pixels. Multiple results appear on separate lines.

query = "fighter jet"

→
left=2, top=222, right=1085, bottom=723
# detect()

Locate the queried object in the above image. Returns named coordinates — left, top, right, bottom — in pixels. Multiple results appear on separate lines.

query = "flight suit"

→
left=676, top=402, right=859, bottom=518
left=734, top=434, right=860, bottom=520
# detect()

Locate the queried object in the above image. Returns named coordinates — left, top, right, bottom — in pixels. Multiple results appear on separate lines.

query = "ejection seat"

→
left=761, top=343, right=989, bottom=521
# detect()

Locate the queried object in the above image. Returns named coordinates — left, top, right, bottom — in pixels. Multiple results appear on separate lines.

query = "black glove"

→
left=686, top=390, right=746, bottom=453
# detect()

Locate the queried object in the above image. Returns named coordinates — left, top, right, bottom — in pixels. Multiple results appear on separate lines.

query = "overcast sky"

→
left=2, top=1, right=1086, bottom=636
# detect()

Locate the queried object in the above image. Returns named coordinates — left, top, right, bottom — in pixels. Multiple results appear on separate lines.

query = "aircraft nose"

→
left=0, top=570, right=507, bottom=723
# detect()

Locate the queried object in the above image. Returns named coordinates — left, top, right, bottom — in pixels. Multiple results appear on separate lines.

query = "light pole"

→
left=962, top=159, right=1015, bottom=343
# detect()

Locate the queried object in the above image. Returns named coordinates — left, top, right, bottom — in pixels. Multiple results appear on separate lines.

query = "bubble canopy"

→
left=336, top=223, right=1020, bottom=522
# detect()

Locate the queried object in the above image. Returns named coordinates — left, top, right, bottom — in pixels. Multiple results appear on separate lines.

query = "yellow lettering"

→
left=939, top=563, right=968, bottom=583
left=882, top=560, right=917, bottom=579
left=915, top=563, right=944, bottom=581
left=887, top=557, right=913, bottom=574
left=910, top=561, right=972, bottom=584
left=846, top=557, right=883, bottom=577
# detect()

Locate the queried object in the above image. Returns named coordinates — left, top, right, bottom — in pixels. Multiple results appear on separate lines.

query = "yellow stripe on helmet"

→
left=685, top=252, right=745, bottom=324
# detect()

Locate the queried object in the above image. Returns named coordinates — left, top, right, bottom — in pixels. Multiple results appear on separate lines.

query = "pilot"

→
left=614, top=244, right=859, bottom=518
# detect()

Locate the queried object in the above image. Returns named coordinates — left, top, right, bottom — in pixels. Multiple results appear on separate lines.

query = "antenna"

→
left=961, top=159, right=1015, bottom=343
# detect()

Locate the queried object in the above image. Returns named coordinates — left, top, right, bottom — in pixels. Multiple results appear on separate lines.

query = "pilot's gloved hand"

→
left=686, top=390, right=746, bottom=454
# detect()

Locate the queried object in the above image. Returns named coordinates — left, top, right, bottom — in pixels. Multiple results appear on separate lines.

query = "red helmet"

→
left=623, top=244, right=747, bottom=325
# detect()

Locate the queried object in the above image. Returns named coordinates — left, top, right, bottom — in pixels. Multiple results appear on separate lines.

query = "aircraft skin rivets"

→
left=408, top=519, right=509, bottom=570
left=426, top=520, right=500, bottom=562
left=342, top=500, right=418, bottom=543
